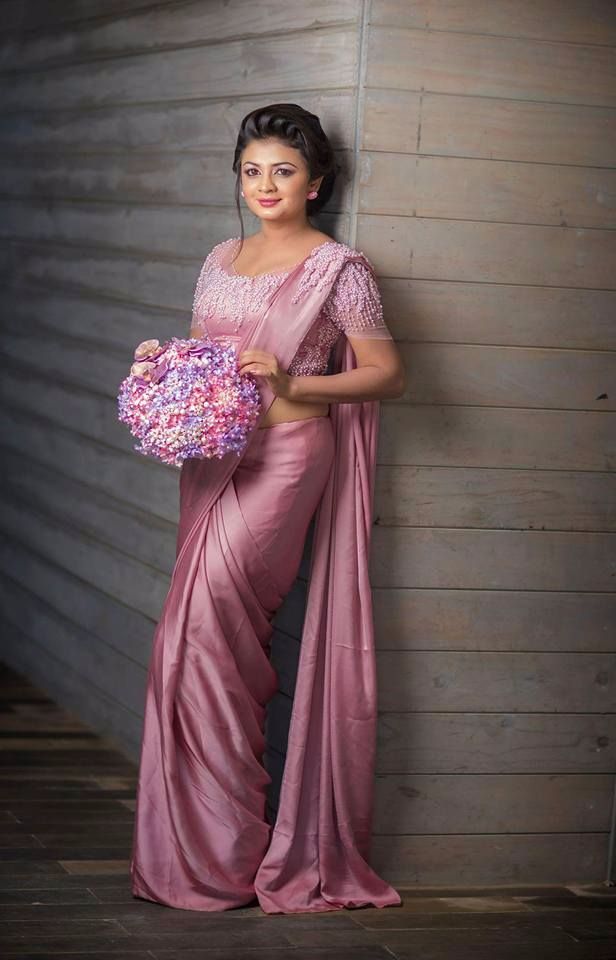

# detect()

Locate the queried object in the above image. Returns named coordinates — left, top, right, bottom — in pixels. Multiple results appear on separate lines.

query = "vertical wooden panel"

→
left=355, top=0, right=616, bottom=885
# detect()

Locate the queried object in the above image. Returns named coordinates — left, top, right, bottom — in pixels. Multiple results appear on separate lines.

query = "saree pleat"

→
left=132, top=416, right=335, bottom=909
left=130, top=246, right=402, bottom=914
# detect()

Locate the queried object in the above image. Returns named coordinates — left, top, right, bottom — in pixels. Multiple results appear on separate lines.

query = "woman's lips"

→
left=258, top=199, right=280, bottom=206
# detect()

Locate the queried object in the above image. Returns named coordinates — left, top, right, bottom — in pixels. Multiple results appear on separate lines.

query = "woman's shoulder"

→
left=193, top=236, right=241, bottom=278
left=291, top=238, right=378, bottom=305
left=312, top=237, right=376, bottom=274
left=207, top=236, right=240, bottom=259
left=302, top=237, right=377, bottom=282
left=192, top=237, right=239, bottom=307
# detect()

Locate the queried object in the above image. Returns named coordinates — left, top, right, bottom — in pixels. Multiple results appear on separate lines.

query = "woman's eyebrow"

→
left=242, top=160, right=298, bottom=167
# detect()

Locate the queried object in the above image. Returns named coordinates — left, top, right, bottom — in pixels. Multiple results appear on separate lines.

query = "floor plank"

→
left=1, top=661, right=614, bottom=959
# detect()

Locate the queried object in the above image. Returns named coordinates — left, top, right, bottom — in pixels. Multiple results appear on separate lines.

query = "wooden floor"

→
left=0, top=662, right=615, bottom=959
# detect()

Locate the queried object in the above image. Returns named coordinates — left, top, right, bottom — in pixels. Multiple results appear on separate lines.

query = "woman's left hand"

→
left=238, top=348, right=292, bottom=399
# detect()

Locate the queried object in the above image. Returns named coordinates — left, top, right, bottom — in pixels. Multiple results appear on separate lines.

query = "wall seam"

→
left=348, top=0, right=371, bottom=249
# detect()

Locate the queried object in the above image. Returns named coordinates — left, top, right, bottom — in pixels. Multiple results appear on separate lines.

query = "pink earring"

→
left=241, top=190, right=245, bottom=197
left=307, top=190, right=318, bottom=199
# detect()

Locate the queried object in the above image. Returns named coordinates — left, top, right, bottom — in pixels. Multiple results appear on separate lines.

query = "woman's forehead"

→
left=241, top=139, right=304, bottom=165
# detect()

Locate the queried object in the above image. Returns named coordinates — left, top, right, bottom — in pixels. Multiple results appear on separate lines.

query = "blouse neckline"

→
left=221, top=236, right=338, bottom=280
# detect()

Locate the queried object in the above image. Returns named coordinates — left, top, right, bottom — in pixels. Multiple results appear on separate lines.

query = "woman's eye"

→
left=245, top=168, right=292, bottom=176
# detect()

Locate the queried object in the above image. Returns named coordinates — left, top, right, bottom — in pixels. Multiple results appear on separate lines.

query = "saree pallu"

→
left=130, top=244, right=402, bottom=914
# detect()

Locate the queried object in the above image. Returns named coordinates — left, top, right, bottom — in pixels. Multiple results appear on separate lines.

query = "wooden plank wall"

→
left=0, top=0, right=363, bottom=807
left=0, top=0, right=614, bottom=887
left=352, top=0, right=616, bottom=884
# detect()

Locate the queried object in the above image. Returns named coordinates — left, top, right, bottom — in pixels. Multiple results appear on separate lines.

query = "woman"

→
left=130, top=103, right=407, bottom=914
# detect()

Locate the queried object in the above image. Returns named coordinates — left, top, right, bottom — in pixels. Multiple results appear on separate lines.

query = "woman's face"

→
left=239, top=138, right=322, bottom=224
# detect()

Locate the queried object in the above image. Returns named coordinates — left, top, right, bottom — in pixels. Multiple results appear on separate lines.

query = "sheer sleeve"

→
left=322, top=260, right=394, bottom=340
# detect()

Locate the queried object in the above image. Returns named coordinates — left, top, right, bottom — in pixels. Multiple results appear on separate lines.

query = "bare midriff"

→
left=258, top=395, right=329, bottom=429
left=189, top=326, right=329, bottom=429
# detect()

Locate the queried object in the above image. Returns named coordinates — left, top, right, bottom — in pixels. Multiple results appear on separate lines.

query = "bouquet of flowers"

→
left=117, top=335, right=261, bottom=467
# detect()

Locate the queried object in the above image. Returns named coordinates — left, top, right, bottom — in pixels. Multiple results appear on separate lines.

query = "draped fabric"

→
left=129, top=242, right=402, bottom=914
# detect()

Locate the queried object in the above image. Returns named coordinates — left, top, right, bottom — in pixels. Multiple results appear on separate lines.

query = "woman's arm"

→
left=239, top=337, right=407, bottom=404
left=288, top=336, right=407, bottom=403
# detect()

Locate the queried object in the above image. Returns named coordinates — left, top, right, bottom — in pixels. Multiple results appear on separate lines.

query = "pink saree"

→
left=129, top=241, right=402, bottom=914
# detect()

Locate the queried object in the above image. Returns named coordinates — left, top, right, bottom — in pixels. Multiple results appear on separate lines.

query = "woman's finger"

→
left=240, top=348, right=266, bottom=360
left=239, top=349, right=276, bottom=365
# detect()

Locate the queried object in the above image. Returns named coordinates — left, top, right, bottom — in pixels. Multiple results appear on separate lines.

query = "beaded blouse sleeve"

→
left=190, top=252, right=214, bottom=332
left=321, top=259, right=393, bottom=340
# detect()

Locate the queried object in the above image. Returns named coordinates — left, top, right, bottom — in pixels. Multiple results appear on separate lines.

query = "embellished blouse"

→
left=190, top=236, right=393, bottom=377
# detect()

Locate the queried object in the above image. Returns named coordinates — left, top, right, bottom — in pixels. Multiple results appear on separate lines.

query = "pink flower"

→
left=131, top=360, right=157, bottom=381
left=186, top=339, right=214, bottom=357
left=134, top=339, right=165, bottom=361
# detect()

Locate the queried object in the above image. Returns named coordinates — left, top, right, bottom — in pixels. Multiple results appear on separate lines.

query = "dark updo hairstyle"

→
left=231, top=102, right=339, bottom=259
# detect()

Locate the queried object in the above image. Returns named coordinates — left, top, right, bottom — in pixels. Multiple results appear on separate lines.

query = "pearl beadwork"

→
left=191, top=236, right=392, bottom=376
